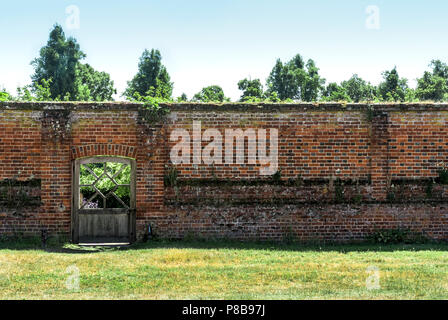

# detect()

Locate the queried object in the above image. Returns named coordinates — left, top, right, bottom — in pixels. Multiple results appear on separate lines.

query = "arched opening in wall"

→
left=72, top=156, right=136, bottom=244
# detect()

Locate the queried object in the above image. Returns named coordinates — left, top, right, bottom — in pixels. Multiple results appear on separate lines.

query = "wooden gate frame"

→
left=71, top=156, right=137, bottom=243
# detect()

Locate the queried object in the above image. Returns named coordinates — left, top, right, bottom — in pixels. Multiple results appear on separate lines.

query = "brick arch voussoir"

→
left=71, top=144, right=137, bottom=160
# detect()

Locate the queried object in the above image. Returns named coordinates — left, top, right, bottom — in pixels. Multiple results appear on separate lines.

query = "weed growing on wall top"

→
left=141, top=99, right=170, bottom=125
left=132, top=92, right=171, bottom=125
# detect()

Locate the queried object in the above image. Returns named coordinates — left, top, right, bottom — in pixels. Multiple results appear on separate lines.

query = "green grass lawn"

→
left=0, top=239, right=447, bottom=300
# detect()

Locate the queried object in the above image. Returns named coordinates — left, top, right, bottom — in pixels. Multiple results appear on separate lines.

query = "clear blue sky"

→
left=1, top=0, right=448, bottom=100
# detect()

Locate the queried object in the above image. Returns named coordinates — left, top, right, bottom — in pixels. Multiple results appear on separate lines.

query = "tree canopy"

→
left=31, top=24, right=84, bottom=100
left=74, top=63, right=117, bottom=101
left=266, top=54, right=325, bottom=101
left=176, top=93, right=188, bottom=102
left=124, top=49, right=173, bottom=100
left=29, top=24, right=116, bottom=101
left=416, top=60, right=448, bottom=101
left=322, top=83, right=351, bottom=102
left=3, top=23, right=448, bottom=104
left=0, top=89, right=11, bottom=102
left=341, top=74, right=377, bottom=102
left=377, top=67, right=409, bottom=102
left=193, top=85, right=228, bottom=102
left=238, top=78, right=265, bottom=101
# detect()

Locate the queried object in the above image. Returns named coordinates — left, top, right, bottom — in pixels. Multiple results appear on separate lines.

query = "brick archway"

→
left=71, top=144, right=138, bottom=160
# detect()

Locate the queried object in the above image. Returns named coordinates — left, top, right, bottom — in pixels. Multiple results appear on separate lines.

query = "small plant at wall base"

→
left=425, top=179, right=434, bottom=199
left=368, top=229, right=429, bottom=244
left=369, top=229, right=409, bottom=244
left=271, top=169, right=282, bottom=185
left=290, top=175, right=303, bottom=187
left=352, top=193, right=363, bottom=205
left=387, top=190, right=396, bottom=204
left=334, top=178, right=345, bottom=203
left=210, top=165, right=218, bottom=182
left=283, top=226, right=297, bottom=243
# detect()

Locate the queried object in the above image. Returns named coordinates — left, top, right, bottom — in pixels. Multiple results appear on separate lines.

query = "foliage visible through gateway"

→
left=79, top=162, right=131, bottom=209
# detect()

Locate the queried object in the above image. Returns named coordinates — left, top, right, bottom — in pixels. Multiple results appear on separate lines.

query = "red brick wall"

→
left=0, top=102, right=447, bottom=242
left=388, top=111, right=448, bottom=177
left=168, top=109, right=371, bottom=179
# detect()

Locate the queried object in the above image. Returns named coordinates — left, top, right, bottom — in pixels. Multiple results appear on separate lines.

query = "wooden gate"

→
left=72, top=157, right=136, bottom=244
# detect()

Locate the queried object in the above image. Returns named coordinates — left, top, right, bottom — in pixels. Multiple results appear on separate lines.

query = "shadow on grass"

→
left=0, top=237, right=125, bottom=254
left=0, top=237, right=447, bottom=254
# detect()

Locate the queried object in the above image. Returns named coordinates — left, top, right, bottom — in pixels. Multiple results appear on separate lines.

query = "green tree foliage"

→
left=404, top=87, right=418, bottom=102
left=237, top=78, right=265, bottom=101
left=74, top=63, right=117, bottom=101
left=341, top=74, right=377, bottom=102
left=16, top=78, right=53, bottom=101
left=416, top=60, right=448, bottom=101
left=321, top=83, right=351, bottom=102
left=193, top=85, right=228, bottom=102
left=266, top=54, right=325, bottom=101
left=31, top=24, right=84, bottom=100
left=124, top=49, right=173, bottom=100
left=266, top=57, right=304, bottom=100
left=377, top=67, right=409, bottom=102
left=30, top=24, right=116, bottom=101
left=431, top=59, right=448, bottom=79
left=80, top=162, right=131, bottom=208
left=416, top=73, right=447, bottom=101
left=176, top=93, right=188, bottom=102
left=0, top=89, right=11, bottom=101
left=19, top=24, right=448, bottom=104
left=302, top=59, right=325, bottom=101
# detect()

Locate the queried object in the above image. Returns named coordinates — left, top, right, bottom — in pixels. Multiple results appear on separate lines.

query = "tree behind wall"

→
left=74, top=63, right=116, bottom=101
left=124, top=49, right=173, bottom=100
left=341, top=74, right=377, bottom=102
left=193, top=85, right=228, bottom=102
left=416, top=60, right=448, bottom=101
left=302, top=59, right=325, bottom=101
left=237, top=78, right=265, bottom=101
left=31, top=24, right=85, bottom=100
left=377, top=67, right=409, bottom=102
left=176, top=93, right=188, bottom=102
left=0, top=89, right=11, bottom=101
left=321, top=82, right=351, bottom=102
left=29, top=24, right=116, bottom=101
left=266, top=54, right=325, bottom=101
